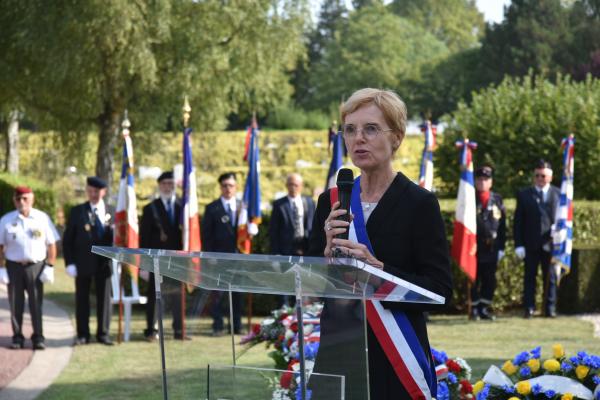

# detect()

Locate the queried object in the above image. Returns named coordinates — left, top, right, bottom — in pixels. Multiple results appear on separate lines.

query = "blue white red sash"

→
left=331, top=178, right=436, bottom=399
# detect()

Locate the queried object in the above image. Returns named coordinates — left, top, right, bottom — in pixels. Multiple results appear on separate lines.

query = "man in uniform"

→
left=0, top=186, right=59, bottom=350
left=514, top=160, right=560, bottom=318
left=139, top=171, right=187, bottom=341
left=201, top=172, right=243, bottom=336
left=470, top=166, right=506, bottom=321
left=269, top=173, right=315, bottom=307
left=63, top=177, right=115, bottom=345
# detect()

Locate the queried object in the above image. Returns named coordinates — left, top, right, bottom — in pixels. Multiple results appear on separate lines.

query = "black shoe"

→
left=211, top=330, right=225, bottom=337
left=469, top=308, right=480, bottom=321
left=144, top=333, right=159, bottom=342
left=33, top=341, right=46, bottom=350
left=97, top=337, right=114, bottom=346
left=479, top=306, right=496, bottom=321
left=174, top=333, right=192, bottom=341
left=9, top=342, right=24, bottom=350
left=545, top=309, right=557, bottom=318
left=524, top=308, right=535, bottom=319
left=74, top=337, right=90, bottom=346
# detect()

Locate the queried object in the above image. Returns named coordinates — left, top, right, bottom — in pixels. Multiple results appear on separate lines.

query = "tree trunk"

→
left=5, top=110, right=20, bottom=174
left=96, top=105, right=121, bottom=200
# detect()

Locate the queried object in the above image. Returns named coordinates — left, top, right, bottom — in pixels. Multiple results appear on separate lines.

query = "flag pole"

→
left=117, top=111, right=131, bottom=344
left=180, top=97, right=191, bottom=341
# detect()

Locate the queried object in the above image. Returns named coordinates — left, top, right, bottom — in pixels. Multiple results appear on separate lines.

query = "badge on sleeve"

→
left=84, top=223, right=91, bottom=232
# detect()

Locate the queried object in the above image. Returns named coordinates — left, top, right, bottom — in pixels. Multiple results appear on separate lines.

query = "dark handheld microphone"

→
left=335, top=168, right=354, bottom=240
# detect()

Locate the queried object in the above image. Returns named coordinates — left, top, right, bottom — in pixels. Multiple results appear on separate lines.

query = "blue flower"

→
left=514, top=351, right=530, bottom=365
left=577, top=351, right=589, bottom=360
left=531, top=346, right=542, bottom=359
left=570, top=356, right=579, bottom=365
left=501, top=384, right=515, bottom=394
left=593, top=375, right=600, bottom=385
left=431, top=348, right=448, bottom=364
left=532, top=384, right=543, bottom=395
left=447, top=372, right=457, bottom=384
left=519, top=366, right=532, bottom=378
left=476, top=385, right=490, bottom=400
left=545, top=390, right=556, bottom=398
left=437, top=381, right=450, bottom=400
left=590, top=355, right=600, bottom=368
left=562, top=361, right=574, bottom=372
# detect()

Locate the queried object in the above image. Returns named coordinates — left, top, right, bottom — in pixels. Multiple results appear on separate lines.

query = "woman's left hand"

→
left=331, top=238, right=384, bottom=269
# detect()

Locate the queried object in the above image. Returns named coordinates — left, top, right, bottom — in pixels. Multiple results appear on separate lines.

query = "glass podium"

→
left=93, top=246, right=444, bottom=400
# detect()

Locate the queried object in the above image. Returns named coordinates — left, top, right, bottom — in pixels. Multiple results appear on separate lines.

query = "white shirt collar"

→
left=535, top=184, right=550, bottom=194
left=220, top=196, right=236, bottom=211
left=90, top=199, right=105, bottom=214
left=160, top=194, right=176, bottom=207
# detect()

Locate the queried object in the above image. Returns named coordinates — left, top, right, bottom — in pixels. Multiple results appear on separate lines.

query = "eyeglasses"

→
left=221, top=183, right=235, bottom=188
left=342, top=124, right=392, bottom=139
left=535, top=174, right=546, bottom=178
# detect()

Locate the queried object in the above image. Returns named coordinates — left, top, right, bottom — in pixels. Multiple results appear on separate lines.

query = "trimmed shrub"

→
left=557, top=244, right=600, bottom=314
left=0, top=173, right=57, bottom=219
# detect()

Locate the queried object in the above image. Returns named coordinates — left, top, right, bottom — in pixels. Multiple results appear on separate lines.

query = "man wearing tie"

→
left=139, top=171, right=186, bottom=340
left=201, top=172, right=243, bottom=336
left=514, top=160, right=560, bottom=318
left=269, top=173, right=315, bottom=258
left=63, top=177, right=115, bottom=345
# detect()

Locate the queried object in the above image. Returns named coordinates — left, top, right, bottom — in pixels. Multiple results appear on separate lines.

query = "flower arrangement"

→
left=472, top=344, right=600, bottom=400
left=432, top=347, right=474, bottom=399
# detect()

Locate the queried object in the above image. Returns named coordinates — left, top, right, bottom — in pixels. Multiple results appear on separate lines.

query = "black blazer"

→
left=201, top=199, right=239, bottom=253
left=269, top=195, right=315, bottom=255
left=139, top=198, right=182, bottom=251
left=513, top=185, right=560, bottom=251
left=63, top=202, right=114, bottom=277
left=308, top=172, right=452, bottom=400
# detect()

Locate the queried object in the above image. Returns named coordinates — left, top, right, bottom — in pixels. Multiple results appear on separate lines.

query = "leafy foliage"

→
left=436, top=74, right=600, bottom=200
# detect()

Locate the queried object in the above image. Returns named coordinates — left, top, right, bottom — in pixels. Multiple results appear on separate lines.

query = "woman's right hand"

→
left=323, top=201, right=351, bottom=257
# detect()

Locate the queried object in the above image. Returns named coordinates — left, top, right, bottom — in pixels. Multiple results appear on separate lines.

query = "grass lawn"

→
left=38, top=259, right=600, bottom=399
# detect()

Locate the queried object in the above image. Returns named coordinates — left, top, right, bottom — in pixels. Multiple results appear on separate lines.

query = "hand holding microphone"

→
left=324, top=169, right=354, bottom=257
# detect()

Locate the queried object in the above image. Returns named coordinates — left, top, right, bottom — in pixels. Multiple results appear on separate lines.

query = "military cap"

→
left=86, top=176, right=107, bottom=189
left=157, top=171, right=174, bottom=182
left=475, top=166, right=493, bottom=178
left=535, top=159, right=552, bottom=170
left=14, top=186, right=33, bottom=196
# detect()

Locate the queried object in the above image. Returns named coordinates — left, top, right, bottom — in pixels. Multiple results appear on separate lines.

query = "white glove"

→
left=515, top=246, right=526, bottom=260
left=66, top=264, right=78, bottom=278
left=0, top=268, right=9, bottom=285
left=497, top=250, right=505, bottom=262
left=139, top=269, right=150, bottom=281
left=39, top=266, right=54, bottom=284
left=247, top=222, right=259, bottom=236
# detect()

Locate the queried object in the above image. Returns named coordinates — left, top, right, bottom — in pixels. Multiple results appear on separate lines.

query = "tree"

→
left=389, top=0, right=485, bottom=53
left=308, top=4, right=448, bottom=113
left=479, top=0, right=571, bottom=84
left=0, top=1, right=307, bottom=188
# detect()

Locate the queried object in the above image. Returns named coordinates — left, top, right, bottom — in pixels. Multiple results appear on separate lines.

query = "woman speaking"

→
left=308, top=88, right=452, bottom=399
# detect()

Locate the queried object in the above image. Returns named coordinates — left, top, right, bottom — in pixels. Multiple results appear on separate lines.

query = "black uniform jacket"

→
left=201, top=199, right=240, bottom=253
left=513, top=185, right=560, bottom=251
left=63, top=202, right=114, bottom=277
left=139, top=198, right=182, bottom=251
left=476, top=191, right=506, bottom=263
left=308, top=172, right=452, bottom=399
left=269, top=195, right=315, bottom=255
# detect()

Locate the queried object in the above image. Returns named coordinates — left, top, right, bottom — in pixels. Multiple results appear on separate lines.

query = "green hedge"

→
left=0, top=173, right=57, bottom=219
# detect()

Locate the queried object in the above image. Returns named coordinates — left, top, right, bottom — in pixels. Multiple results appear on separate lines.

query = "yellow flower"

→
left=502, top=360, right=518, bottom=375
left=527, top=358, right=541, bottom=373
left=552, top=343, right=565, bottom=358
left=575, top=365, right=590, bottom=380
left=561, top=393, right=574, bottom=400
left=543, top=359, right=561, bottom=372
left=508, top=398, right=520, bottom=400
left=516, top=381, right=531, bottom=395
left=472, top=380, right=485, bottom=395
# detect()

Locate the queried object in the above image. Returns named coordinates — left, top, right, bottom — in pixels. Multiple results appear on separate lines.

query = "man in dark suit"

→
left=201, top=172, right=243, bottom=336
left=269, top=173, right=315, bottom=307
left=139, top=171, right=187, bottom=341
left=471, top=166, right=506, bottom=321
left=63, top=177, right=114, bottom=345
left=269, top=173, right=315, bottom=257
left=514, top=160, right=561, bottom=318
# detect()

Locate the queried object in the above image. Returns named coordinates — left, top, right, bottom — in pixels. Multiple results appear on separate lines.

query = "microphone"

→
left=335, top=168, right=354, bottom=240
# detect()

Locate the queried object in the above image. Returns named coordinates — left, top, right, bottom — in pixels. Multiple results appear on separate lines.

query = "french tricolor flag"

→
left=325, top=130, right=344, bottom=189
left=114, top=112, right=139, bottom=277
left=451, top=138, right=478, bottom=282
left=418, top=120, right=436, bottom=191
left=182, top=127, right=201, bottom=254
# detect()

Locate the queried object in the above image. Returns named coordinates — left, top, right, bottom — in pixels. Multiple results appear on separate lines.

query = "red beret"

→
left=14, top=186, right=33, bottom=196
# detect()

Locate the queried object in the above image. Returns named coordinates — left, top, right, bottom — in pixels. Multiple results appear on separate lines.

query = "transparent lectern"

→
left=92, top=246, right=444, bottom=400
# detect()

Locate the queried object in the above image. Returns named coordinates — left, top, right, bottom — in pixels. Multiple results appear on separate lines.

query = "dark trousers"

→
left=523, top=247, right=556, bottom=312
left=211, top=291, right=242, bottom=333
left=145, top=273, right=182, bottom=336
left=6, top=261, right=44, bottom=344
left=75, top=273, right=112, bottom=340
left=471, top=260, right=498, bottom=306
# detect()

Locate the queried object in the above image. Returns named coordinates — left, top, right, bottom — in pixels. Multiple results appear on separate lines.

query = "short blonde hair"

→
left=340, top=88, right=407, bottom=151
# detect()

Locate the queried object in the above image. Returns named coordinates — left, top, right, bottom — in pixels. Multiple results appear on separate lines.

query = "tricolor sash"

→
left=331, top=178, right=436, bottom=400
